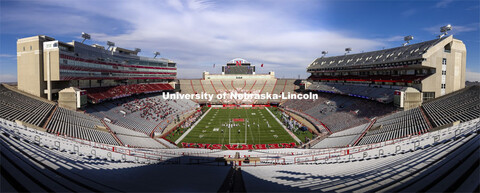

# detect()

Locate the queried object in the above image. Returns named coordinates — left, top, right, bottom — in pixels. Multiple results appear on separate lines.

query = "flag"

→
left=261, top=63, right=264, bottom=67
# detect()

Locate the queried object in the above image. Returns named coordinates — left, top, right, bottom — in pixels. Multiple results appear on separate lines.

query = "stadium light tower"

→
left=403, top=35, right=414, bottom=46
left=321, top=51, right=328, bottom=57
left=438, top=24, right=452, bottom=39
left=81, top=32, right=91, bottom=43
left=154, top=51, right=160, bottom=58
left=106, top=41, right=115, bottom=50
left=345, top=48, right=352, bottom=55
left=134, top=48, right=141, bottom=53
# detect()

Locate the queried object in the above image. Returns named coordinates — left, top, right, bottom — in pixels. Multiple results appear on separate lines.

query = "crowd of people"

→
left=180, top=110, right=202, bottom=129
left=117, top=97, right=180, bottom=122
left=165, top=110, right=203, bottom=141
left=281, top=111, right=308, bottom=133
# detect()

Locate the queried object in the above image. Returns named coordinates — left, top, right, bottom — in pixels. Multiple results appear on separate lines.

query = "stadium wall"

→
left=17, top=35, right=53, bottom=98
left=420, top=36, right=466, bottom=98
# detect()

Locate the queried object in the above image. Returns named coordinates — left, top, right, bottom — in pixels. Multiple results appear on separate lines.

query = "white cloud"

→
left=453, top=25, right=478, bottom=33
left=435, top=0, right=454, bottom=8
left=466, top=69, right=480, bottom=82
left=401, top=9, right=417, bottom=17
left=375, top=36, right=404, bottom=42
left=0, top=74, right=17, bottom=83
left=1, top=0, right=385, bottom=79
left=0, top=54, right=15, bottom=58
left=187, top=0, right=213, bottom=11
left=423, top=23, right=478, bottom=35
left=167, top=0, right=185, bottom=12
left=465, top=5, right=480, bottom=11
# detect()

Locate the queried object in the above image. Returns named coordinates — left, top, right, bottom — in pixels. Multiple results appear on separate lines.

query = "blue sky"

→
left=0, top=0, right=479, bottom=81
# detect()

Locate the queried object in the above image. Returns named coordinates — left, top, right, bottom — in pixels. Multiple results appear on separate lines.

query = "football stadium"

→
left=1, top=1, right=479, bottom=192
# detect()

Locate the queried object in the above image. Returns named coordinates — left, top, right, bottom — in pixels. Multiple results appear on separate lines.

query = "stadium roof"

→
left=308, top=36, right=450, bottom=70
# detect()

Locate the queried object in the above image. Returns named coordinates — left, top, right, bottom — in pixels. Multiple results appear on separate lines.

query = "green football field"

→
left=179, top=107, right=297, bottom=145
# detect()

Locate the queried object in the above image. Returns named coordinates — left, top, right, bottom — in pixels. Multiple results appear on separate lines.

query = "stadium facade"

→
left=17, top=35, right=176, bottom=106
left=306, top=35, right=466, bottom=109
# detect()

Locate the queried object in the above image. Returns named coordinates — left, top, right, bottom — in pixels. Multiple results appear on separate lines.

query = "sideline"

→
left=265, top=107, right=301, bottom=144
left=175, top=107, right=212, bottom=144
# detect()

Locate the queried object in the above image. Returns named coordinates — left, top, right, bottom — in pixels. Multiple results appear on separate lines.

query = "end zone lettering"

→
left=181, top=142, right=296, bottom=149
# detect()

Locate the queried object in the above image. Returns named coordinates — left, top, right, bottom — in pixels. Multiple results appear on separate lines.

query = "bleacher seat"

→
left=283, top=92, right=396, bottom=133
left=0, top=85, right=55, bottom=127
left=86, top=93, right=197, bottom=136
left=307, top=82, right=398, bottom=103
left=422, top=85, right=480, bottom=127
left=46, top=107, right=119, bottom=145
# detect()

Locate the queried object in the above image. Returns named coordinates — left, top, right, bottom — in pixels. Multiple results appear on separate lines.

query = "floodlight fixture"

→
left=81, top=32, right=91, bottom=43
left=438, top=24, right=452, bottom=38
left=403, top=35, right=414, bottom=46
left=321, top=51, right=328, bottom=57
left=106, top=41, right=115, bottom=50
left=154, top=51, right=160, bottom=58
left=441, top=24, right=452, bottom=33
left=345, top=48, right=352, bottom=54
